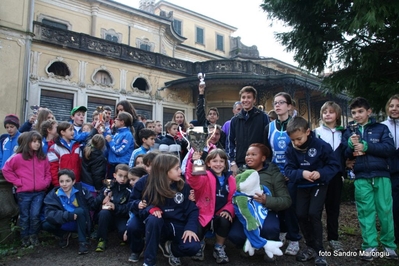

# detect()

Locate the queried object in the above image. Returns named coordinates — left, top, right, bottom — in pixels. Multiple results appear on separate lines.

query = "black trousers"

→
left=324, top=173, right=343, bottom=241
left=296, top=185, right=328, bottom=253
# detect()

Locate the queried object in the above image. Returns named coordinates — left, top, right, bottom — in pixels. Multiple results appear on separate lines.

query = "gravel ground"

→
left=1, top=203, right=398, bottom=266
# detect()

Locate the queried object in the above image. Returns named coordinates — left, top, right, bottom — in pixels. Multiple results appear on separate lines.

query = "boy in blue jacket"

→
left=342, top=97, right=397, bottom=261
left=0, top=114, right=21, bottom=169
left=285, top=116, right=340, bottom=266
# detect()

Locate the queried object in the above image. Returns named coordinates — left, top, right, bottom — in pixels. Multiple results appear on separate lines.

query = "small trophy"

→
left=349, top=123, right=365, bottom=156
left=188, top=127, right=208, bottom=175
left=102, top=179, right=112, bottom=209
left=198, top=73, right=206, bottom=88
left=96, top=106, right=105, bottom=133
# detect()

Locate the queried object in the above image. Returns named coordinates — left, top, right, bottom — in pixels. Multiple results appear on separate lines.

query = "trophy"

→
left=187, top=127, right=208, bottom=175
left=102, top=179, right=112, bottom=209
left=349, top=123, right=365, bottom=156
left=96, top=106, right=105, bottom=133
left=198, top=72, right=206, bottom=88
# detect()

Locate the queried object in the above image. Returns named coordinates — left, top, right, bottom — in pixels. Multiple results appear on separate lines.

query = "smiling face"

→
left=387, top=98, right=399, bottom=119
left=206, top=154, right=226, bottom=176
left=245, top=146, right=266, bottom=171
left=240, top=92, right=256, bottom=111
left=351, top=107, right=371, bottom=126
left=167, top=163, right=182, bottom=182
left=59, top=174, right=75, bottom=195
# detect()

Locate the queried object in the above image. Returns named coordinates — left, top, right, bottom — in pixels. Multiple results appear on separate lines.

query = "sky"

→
left=114, top=0, right=298, bottom=67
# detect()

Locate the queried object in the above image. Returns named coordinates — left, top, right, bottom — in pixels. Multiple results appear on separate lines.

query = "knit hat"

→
left=4, top=114, right=20, bottom=129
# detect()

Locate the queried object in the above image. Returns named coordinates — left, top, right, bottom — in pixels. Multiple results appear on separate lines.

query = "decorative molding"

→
left=100, top=28, right=122, bottom=43
left=78, top=60, right=88, bottom=88
left=135, top=37, right=155, bottom=52
left=45, top=56, right=72, bottom=80
left=119, top=69, right=128, bottom=92
left=91, top=65, right=115, bottom=87
left=30, top=51, right=42, bottom=80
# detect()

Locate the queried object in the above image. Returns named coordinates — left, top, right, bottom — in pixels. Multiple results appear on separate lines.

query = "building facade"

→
left=0, top=0, right=349, bottom=134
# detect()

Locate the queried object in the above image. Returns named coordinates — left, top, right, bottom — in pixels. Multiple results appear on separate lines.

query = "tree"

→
left=260, top=0, right=399, bottom=112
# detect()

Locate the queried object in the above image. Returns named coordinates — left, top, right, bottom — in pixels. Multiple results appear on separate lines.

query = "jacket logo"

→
left=278, top=140, right=287, bottom=149
left=308, top=148, right=317, bottom=157
left=174, top=192, right=184, bottom=204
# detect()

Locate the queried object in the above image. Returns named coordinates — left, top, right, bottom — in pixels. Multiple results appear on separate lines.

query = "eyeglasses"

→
left=273, top=101, right=287, bottom=106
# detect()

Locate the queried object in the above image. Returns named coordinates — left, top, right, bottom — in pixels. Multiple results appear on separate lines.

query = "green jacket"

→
left=239, top=163, right=291, bottom=212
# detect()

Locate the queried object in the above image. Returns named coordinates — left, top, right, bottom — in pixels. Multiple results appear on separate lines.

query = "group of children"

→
left=0, top=92, right=398, bottom=266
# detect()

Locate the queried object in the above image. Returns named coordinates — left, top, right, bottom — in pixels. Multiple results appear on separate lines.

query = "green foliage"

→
left=341, top=179, right=355, bottom=202
left=261, top=0, right=399, bottom=112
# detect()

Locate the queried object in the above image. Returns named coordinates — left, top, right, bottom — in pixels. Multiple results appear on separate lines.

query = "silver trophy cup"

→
left=188, top=127, right=208, bottom=175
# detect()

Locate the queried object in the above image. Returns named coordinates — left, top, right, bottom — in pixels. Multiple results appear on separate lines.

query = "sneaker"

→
left=279, top=232, right=287, bottom=244
left=328, top=240, right=344, bottom=252
left=159, top=240, right=172, bottom=257
left=384, top=247, right=398, bottom=260
left=90, top=230, right=98, bottom=240
left=78, top=242, right=89, bottom=255
left=21, top=236, right=31, bottom=248
left=213, top=245, right=229, bottom=264
left=96, top=239, right=106, bottom=252
left=29, top=235, right=40, bottom=247
left=129, top=252, right=140, bottom=263
left=360, top=247, right=377, bottom=261
left=296, top=247, right=316, bottom=262
left=59, top=233, right=71, bottom=248
left=192, top=241, right=205, bottom=261
left=168, top=254, right=181, bottom=266
left=285, top=240, right=300, bottom=256
left=315, top=255, right=328, bottom=266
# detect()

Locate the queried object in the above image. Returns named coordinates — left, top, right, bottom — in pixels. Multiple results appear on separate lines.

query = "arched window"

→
left=93, top=70, right=113, bottom=86
left=133, top=77, right=149, bottom=91
left=47, top=61, right=70, bottom=77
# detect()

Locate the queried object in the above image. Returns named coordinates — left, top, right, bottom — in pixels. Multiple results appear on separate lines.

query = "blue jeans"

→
left=17, top=191, right=45, bottom=238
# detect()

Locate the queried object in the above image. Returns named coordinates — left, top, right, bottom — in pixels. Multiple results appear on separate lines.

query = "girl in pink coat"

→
left=3, top=131, right=52, bottom=248
left=186, top=148, right=236, bottom=264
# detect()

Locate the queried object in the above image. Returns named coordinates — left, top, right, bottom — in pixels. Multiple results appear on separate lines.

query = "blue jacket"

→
left=227, top=107, right=269, bottom=166
left=129, top=175, right=199, bottom=233
left=0, top=131, right=21, bottom=169
left=382, top=117, right=399, bottom=175
left=100, top=181, right=131, bottom=217
left=285, top=131, right=340, bottom=187
left=107, top=127, right=135, bottom=164
left=342, top=118, right=395, bottom=179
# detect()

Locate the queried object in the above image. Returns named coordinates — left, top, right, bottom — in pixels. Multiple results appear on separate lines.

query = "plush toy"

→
left=233, top=169, right=283, bottom=258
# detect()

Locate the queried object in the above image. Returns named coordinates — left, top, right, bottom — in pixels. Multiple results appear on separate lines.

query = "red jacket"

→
left=47, top=140, right=82, bottom=186
left=185, top=151, right=236, bottom=227
left=2, top=153, right=51, bottom=193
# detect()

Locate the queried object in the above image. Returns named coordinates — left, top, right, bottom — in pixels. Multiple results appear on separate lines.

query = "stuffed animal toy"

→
left=233, top=169, right=283, bottom=258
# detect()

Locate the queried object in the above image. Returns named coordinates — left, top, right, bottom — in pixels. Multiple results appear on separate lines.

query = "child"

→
left=145, top=120, right=155, bottom=130
left=82, top=123, right=93, bottom=133
left=315, top=101, right=345, bottom=251
left=96, top=164, right=131, bottom=252
left=47, top=122, right=82, bottom=187
left=0, top=114, right=21, bottom=169
left=285, top=116, right=340, bottom=266
left=159, top=121, right=182, bottom=159
left=342, top=97, right=397, bottom=260
left=40, top=119, right=58, bottom=155
left=186, top=148, right=236, bottom=263
left=105, top=111, right=135, bottom=178
left=2, top=131, right=51, bottom=247
left=126, top=151, right=159, bottom=263
left=128, top=128, right=156, bottom=167
left=70, top=106, right=89, bottom=142
left=153, top=120, right=164, bottom=149
left=81, top=134, right=107, bottom=195
left=264, top=92, right=301, bottom=256
left=134, top=154, right=145, bottom=168
left=139, top=154, right=200, bottom=266
left=42, top=169, right=103, bottom=255
left=382, top=94, right=399, bottom=244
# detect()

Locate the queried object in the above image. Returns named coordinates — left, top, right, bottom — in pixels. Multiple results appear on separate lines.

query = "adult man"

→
left=227, top=86, right=269, bottom=174
left=103, top=106, right=114, bottom=136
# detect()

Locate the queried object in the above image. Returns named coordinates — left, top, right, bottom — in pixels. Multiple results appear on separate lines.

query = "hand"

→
left=198, top=84, right=205, bottom=94
left=182, top=230, right=199, bottom=243
left=309, top=171, right=320, bottom=181
left=231, top=164, right=238, bottom=176
left=102, top=195, right=110, bottom=205
left=346, top=159, right=355, bottom=169
left=354, top=142, right=364, bottom=152
left=302, top=170, right=314, bottom=182
left=106, top=135, right=112, bottom=142
left=219, top=211, right=232, bottom=222
left=350, top=134, right=359, bottom=145
left=189, top=190, right=196, bottom=202
left=192, top=151, right=202, bottom=161
left=151, top=210, right=162, bottom=218
left=74, top=214, right=77, bottom=220
left=105, top=202, right=115, bottom=210
left=253, top=192, right=266, bottom=205
left=138, top=200, right=147, bottom=209
left=29, top=114, right=37, bottom=124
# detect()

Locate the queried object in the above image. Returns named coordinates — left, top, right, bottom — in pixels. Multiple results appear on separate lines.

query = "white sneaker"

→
left=285, top=240, right=299, bottom=256
left=279, top=232, right=287, bottom=244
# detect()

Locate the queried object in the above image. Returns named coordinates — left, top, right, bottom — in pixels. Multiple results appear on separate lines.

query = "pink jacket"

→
left=2, top=153, right=52, bottom=193
left=185, top=153, right=236, bottom=227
